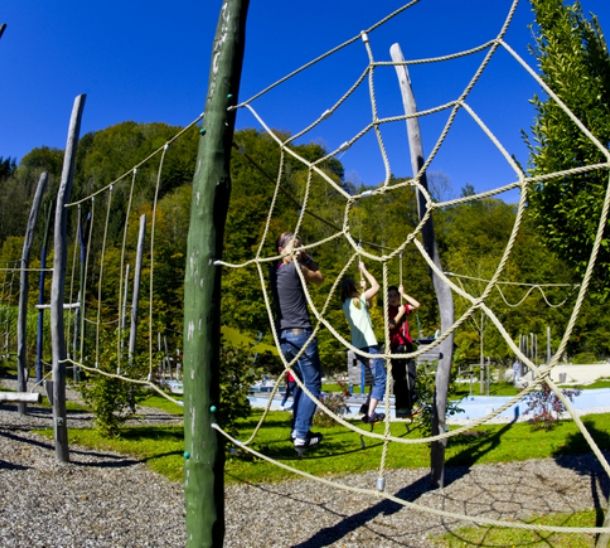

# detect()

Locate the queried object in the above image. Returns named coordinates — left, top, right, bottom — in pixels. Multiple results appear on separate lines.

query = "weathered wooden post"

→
left=391, top=43, right=454, bottom=487
left=50, top=94, right=86, bottom=463
left=183, top=1, right=248, bottom=545
left=128, top=215, right=145, bottom=364
left=479, top=311, right=485, bottom=394
left=17, top=171, right=48, bottom=414
left=36, top=203, right=53, bottom=383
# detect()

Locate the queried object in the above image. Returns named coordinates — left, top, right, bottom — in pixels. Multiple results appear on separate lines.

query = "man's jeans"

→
left=280, top=328, right=322, bottom=439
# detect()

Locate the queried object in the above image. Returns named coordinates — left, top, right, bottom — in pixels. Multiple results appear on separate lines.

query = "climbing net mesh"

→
left=19, top=0, right=610, bottom=537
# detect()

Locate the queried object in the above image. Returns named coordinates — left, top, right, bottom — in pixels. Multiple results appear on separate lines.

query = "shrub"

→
left=524, top=381, right=580, bottom=430
left=218, top=339, right=266, bottom=436
left=313, top=391, right=350, bottom=427
left=412, top=366, right=464, bottom=436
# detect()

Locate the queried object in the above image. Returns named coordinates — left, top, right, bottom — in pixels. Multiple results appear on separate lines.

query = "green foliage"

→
left=527, top=0, right=610, bottom=295
left=79, top=336, right=149, bottom=437
left=80, top=374, right=134, bottom=437
left=571, top=351, right=600, bottom=364
left=3, top=118, right=610, bottom=402
left=218, top=338, right=266, bottom=436
left=412, top=366, right=464, bottom=435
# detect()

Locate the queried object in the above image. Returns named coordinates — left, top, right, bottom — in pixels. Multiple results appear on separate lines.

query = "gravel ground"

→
left=1, top=396, right=609, bottom=546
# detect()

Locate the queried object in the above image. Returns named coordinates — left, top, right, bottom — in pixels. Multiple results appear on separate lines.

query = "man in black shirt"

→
left=271, top=232, right=324, bottom=455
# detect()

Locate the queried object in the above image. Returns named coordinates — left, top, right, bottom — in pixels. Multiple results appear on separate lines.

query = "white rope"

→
left=214, top=423, right=610, bottom=535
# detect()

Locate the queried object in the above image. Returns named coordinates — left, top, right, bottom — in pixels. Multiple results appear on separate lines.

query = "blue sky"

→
left=1, top=0, right=609, bottom=202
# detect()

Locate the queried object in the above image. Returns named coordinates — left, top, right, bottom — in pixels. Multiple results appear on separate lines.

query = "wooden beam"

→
left=0, top=391, right=41, bottom=403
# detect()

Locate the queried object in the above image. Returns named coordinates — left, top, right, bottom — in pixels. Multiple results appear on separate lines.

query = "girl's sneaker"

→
left=362, top=412, right=385, bottom=423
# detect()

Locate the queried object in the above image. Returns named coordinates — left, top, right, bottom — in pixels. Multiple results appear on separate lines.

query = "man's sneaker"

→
left=293, top=432, right=323, bottom=456
left=362, top=412, right=385, bottom=424
left=290, top=430, right=321, bottom=441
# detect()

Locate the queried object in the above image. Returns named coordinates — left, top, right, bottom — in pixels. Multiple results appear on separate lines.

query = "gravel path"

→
left=1, top=400, right=609, bottom=547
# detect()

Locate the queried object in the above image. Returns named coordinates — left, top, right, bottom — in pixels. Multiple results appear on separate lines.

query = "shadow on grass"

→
left=552, top=419, right=610, bottom=529
left=236, top=415, right=293, bottom=430
left=118, top=425, right=184, bottom=442
left=294, top=419, right=518, bottom=547
left=444, top=418, right=517, bottom=474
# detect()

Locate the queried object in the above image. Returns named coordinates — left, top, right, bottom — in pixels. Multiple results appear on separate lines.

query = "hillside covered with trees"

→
left=1, top=115, right=607, bottom=378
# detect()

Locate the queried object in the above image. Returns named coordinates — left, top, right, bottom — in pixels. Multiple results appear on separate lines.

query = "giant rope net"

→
left=5, top=0, right=610, bottom=538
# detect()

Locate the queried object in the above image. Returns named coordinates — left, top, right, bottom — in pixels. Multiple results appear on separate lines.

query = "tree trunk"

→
left=391, top=43, right=454, bottom=488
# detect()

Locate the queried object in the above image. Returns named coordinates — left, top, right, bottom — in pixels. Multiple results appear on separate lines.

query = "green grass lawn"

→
left=37, top=409, right=610, bottom=488
left=139, top=394, right=183, bottom=415
left=436, top=508, right=598, bottom=547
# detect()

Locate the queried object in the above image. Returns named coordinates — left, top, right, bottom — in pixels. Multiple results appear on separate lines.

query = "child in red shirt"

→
left=388, top=284, right=420, bottom=418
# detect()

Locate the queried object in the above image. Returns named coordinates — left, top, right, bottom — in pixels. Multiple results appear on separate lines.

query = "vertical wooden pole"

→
left=17, top=171, right=48, bottom=414
left=128, top=215, right=145, bottom=364
left=36, top=203, right=53, bottom=382
left=183, top=1, right=248, bottom=545
left=50, top=94, right=86, bottom=463
left=479, top=312, right=485, bottom=394
left=391, top=43, right=454, bottom=487
left=121, top=264, right=129, bottom=338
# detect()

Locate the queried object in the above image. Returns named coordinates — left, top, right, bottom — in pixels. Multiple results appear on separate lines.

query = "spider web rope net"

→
left=14, top=0, right=609, bottom=537
left=208, top=0, right=610, bottom=535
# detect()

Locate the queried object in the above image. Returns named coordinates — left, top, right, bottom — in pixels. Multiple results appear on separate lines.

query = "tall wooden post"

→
left=36, top=203, right=53, bottom=383
left=50, top=94, right=86, bottom=463
left=183, top=1, right=248, bottom=545
left=17, top=171, right=48, bottom=414
left=128, top=215, right=145, bottom=363
left=391, top=43, right=454, bottom=487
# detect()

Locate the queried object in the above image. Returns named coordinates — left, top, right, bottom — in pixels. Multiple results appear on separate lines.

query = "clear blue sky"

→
left=1, top=0, right=609, bottom=202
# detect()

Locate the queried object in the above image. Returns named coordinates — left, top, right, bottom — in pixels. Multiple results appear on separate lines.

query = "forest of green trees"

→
left=0, top=118, right=608, bottom=379
left=1, top=0, right=609, bottom=381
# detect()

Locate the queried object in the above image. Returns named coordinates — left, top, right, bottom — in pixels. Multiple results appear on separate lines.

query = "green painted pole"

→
left=183, top=1, right=248, bottom=546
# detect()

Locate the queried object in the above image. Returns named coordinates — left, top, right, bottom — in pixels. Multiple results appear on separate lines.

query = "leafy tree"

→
left=526, top=0, right=610, bottom=295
